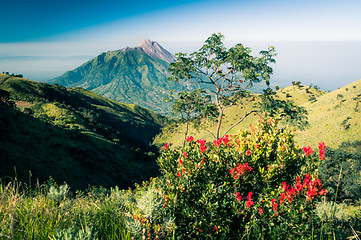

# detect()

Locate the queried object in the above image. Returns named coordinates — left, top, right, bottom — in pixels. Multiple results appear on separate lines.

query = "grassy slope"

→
left=0, top=74, right=165, bottom=189
left=295, top=80, right=361, bottom=151
left=154, top=80, right=361, bottom=153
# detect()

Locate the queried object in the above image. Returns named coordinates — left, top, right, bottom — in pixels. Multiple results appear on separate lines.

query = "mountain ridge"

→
left=0, top=73, right=164, bottom=189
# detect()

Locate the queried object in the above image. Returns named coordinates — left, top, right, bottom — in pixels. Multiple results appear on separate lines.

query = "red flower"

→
left=271, top=198, right=278, bottom=212
left=163, top=143, right=168, bottom=150
left=246, top=192, right=254, bottom=208
left=246, top=150, right=251, bottom=156
left=186, top=136, right=194, bottom=142
left=213, top=138, right=222, bottom=147
left=303, top=146, right=314, bottom=157
left=223, top=135, right=230, bottom=145
left=235, top=192, right=242, bottom=202
left=319, top=189, right=327, bottom=196
left=213, top=135, right=231, bottom=147
left=319, top=142, right=326, bottom=160
left=196, top=139, right=207, bottom=146
left=179, top=159, right=183, bottom=165
left=200, top=145, right=207, bottom=153
left=183, top=152, right=188, bottom=158
left=177, top=172, right=181, bottom=178
left=230, top=162, right=253, bottom=179
left=214, top=225, right=219, bottom=232
left=258, top=207, right=263, bottom=215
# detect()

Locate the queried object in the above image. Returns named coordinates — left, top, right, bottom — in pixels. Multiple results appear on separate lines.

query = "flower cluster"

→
left=196, top=138, right=207, bottom=153
left=303, top=146, right=314, bottom=157
left=318, top=142, right=326, bottom=160
left=246, top=192, right=254, bottom=208
left=157, top=118, right=328, bottom=239
left=229, top=162, right=253, bottom=180
left=279, top=174, right=327, bottom=205
left=213, top=135, right=231, bottom=147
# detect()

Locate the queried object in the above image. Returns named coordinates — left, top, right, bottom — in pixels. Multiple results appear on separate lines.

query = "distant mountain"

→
left=49, top=40, right=185, bottom=116
left=136, top=39, right=176, bottom=63
left=0, top=73, right=164, bottom=189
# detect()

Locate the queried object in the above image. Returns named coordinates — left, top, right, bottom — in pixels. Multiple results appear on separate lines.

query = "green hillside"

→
left=0, top=73, right=165, bottom=189
left=295, top=79, right=361, bottom=151
left=154, top=80, right=361, bottom=153
left=49, top=48, right=187, bottom=116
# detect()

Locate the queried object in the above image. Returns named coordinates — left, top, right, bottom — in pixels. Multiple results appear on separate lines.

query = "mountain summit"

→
left=135, top=39, right=176, bottom=63
left=49, top=40, right=186, bottom=115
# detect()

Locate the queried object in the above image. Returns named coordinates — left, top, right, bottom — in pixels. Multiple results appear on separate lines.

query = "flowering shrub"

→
left=157, top=117, right=327, bottom=239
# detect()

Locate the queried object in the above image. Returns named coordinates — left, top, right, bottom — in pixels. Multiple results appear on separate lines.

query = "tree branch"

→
left=221, top=110, right=258, bottom=137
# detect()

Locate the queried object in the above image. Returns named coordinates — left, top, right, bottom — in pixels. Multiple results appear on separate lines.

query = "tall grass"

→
left=0, top=179, right=133, bottom=240
left=0, top=177, right=360, bottom=239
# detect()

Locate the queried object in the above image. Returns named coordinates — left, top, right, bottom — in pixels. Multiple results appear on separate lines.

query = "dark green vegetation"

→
left=0, top=73, right=165, bottom=189
left=49, top=41, right=187, bottom=116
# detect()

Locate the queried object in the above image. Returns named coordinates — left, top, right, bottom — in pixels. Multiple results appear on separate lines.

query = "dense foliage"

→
left=156, top=118, right=327, bottom=239
left=319, top=142, right=361, bottom=202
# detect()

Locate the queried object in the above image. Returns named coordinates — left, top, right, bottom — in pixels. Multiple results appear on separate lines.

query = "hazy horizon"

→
left=1, top=0, right=360, bottom=91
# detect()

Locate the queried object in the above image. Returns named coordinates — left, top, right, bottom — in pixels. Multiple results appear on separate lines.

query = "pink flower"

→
left=200, top=145, right=207, bottom=153
left=163, top=143, right=168, bottom=150
left=246, top=150, right=251, bottom=156
left=179, top=159, right=183, bottom=165
left=183, top=152, right=188, bottom=158
left=186, top=136, right=194, bottom=142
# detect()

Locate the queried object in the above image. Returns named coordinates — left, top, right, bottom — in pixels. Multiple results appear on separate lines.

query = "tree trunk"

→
left=215, top=108, right=223, bottom=139
left=182, top=121, right=189, bottom=148
left=214, top=91, right=223, bottom=139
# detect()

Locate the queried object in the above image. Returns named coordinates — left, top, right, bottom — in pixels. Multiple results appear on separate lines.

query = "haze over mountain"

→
left=49, top=40, right=184, bottom=115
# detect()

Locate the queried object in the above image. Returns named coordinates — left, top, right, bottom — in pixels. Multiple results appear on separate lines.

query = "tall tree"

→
left=168, top=33, right=277, bottom=139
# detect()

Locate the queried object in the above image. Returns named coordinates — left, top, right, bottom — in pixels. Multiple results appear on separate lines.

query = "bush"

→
left=157, top=118, right=327, bottom=239
left=319, top=143, right=361, bottom=202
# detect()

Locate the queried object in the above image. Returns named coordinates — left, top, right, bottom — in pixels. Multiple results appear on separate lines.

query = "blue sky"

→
left=1, top=0, right=361, bottom=90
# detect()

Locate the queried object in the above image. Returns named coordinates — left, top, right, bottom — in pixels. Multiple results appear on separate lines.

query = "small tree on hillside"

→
left=169, top=33, right=278, bottom=139
left=165, top=88, right=217, bottom=146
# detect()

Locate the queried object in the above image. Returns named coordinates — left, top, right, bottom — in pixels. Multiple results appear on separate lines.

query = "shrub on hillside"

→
left=153, top=118, right=327, bottom=239
left=319, top=142, right=361, bottom=203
